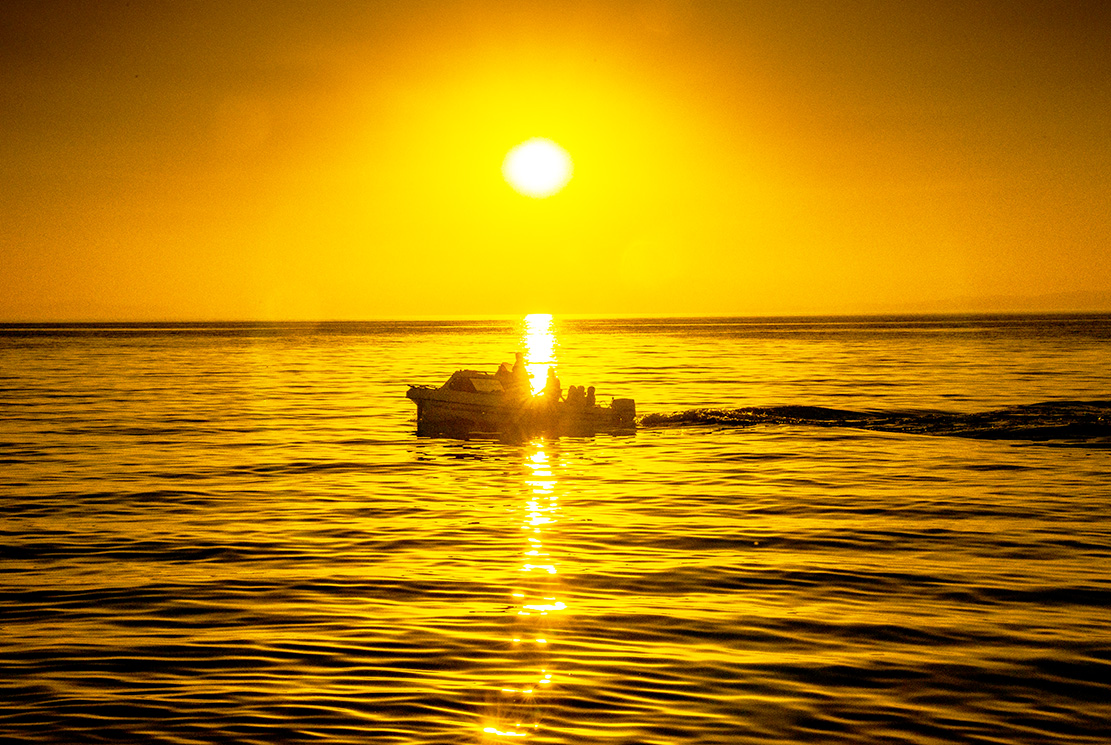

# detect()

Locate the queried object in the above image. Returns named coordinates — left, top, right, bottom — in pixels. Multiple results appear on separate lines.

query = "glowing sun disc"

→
left=503, top=138, right=573, bottom=198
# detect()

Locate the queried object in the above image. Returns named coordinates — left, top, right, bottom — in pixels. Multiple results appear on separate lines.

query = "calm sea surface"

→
left=2, top=315, right=1110, bottom=744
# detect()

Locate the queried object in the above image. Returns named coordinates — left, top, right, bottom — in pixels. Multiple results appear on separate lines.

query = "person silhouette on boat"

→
left=495, top=362, right=513, bottom=388
left=543, top=367, right=562, bottom=404
left=566, top=384, right=586, bottom=409
left=511, top=352, right=531, bottom=390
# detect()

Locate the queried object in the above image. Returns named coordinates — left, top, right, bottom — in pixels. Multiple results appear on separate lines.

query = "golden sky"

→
left=2, top=0, right=1109, bottom=320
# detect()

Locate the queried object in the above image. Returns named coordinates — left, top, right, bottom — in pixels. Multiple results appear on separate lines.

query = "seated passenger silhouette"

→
left=566, top=385, right=585, bottom=408
left=511, top=352, right=531, bottom=389
left=543, top=367, right=562, bottom=404
left=495, top=362, right=513, bottom=388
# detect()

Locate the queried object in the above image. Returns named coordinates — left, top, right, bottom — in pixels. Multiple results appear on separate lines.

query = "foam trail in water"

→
left=638, top=400, right=1111, bottom=445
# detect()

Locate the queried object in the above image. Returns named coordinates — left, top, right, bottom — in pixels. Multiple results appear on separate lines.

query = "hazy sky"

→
left=2, top=0, right=1109, bottom=320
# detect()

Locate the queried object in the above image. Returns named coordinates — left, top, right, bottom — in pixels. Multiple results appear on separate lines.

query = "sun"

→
left=502, top=138, right=573, bottom=198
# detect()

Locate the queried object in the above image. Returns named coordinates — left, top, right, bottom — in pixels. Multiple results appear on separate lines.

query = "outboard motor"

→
left=611, top=398, right=636, bottom=425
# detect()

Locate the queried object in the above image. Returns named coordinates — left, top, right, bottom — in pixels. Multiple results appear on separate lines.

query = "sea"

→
left=2, top=314, right=1109, bottom=744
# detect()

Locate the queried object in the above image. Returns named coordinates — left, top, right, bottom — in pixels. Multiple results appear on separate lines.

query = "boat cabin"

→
left=445, top=370, right=507, bottom=394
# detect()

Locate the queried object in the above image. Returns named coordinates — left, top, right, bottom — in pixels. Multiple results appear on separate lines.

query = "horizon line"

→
left=3, top=309, right=1111, bottom=326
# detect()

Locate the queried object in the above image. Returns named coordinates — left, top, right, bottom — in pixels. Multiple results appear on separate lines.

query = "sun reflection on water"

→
left=483, top=439, right=565, bottom=739
left=522, top=314, right=555, bottom=396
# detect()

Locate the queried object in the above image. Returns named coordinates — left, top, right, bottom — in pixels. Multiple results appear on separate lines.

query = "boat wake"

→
left=638, top=400, right=1111, bottom=446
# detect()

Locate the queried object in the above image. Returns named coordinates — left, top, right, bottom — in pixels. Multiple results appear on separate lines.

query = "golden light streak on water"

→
left=484, top=440, right=566, bottom=739
left=484, top=726, right=528, bottom=737
left=522, top=314, right=555, bottom=396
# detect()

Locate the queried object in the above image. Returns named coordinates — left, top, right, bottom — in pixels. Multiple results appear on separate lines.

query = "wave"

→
left=638, top=400, right=1111, bottom=445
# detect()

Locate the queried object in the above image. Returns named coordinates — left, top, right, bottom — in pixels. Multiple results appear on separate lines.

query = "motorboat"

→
left=406, top=364, right=635, bottom=438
